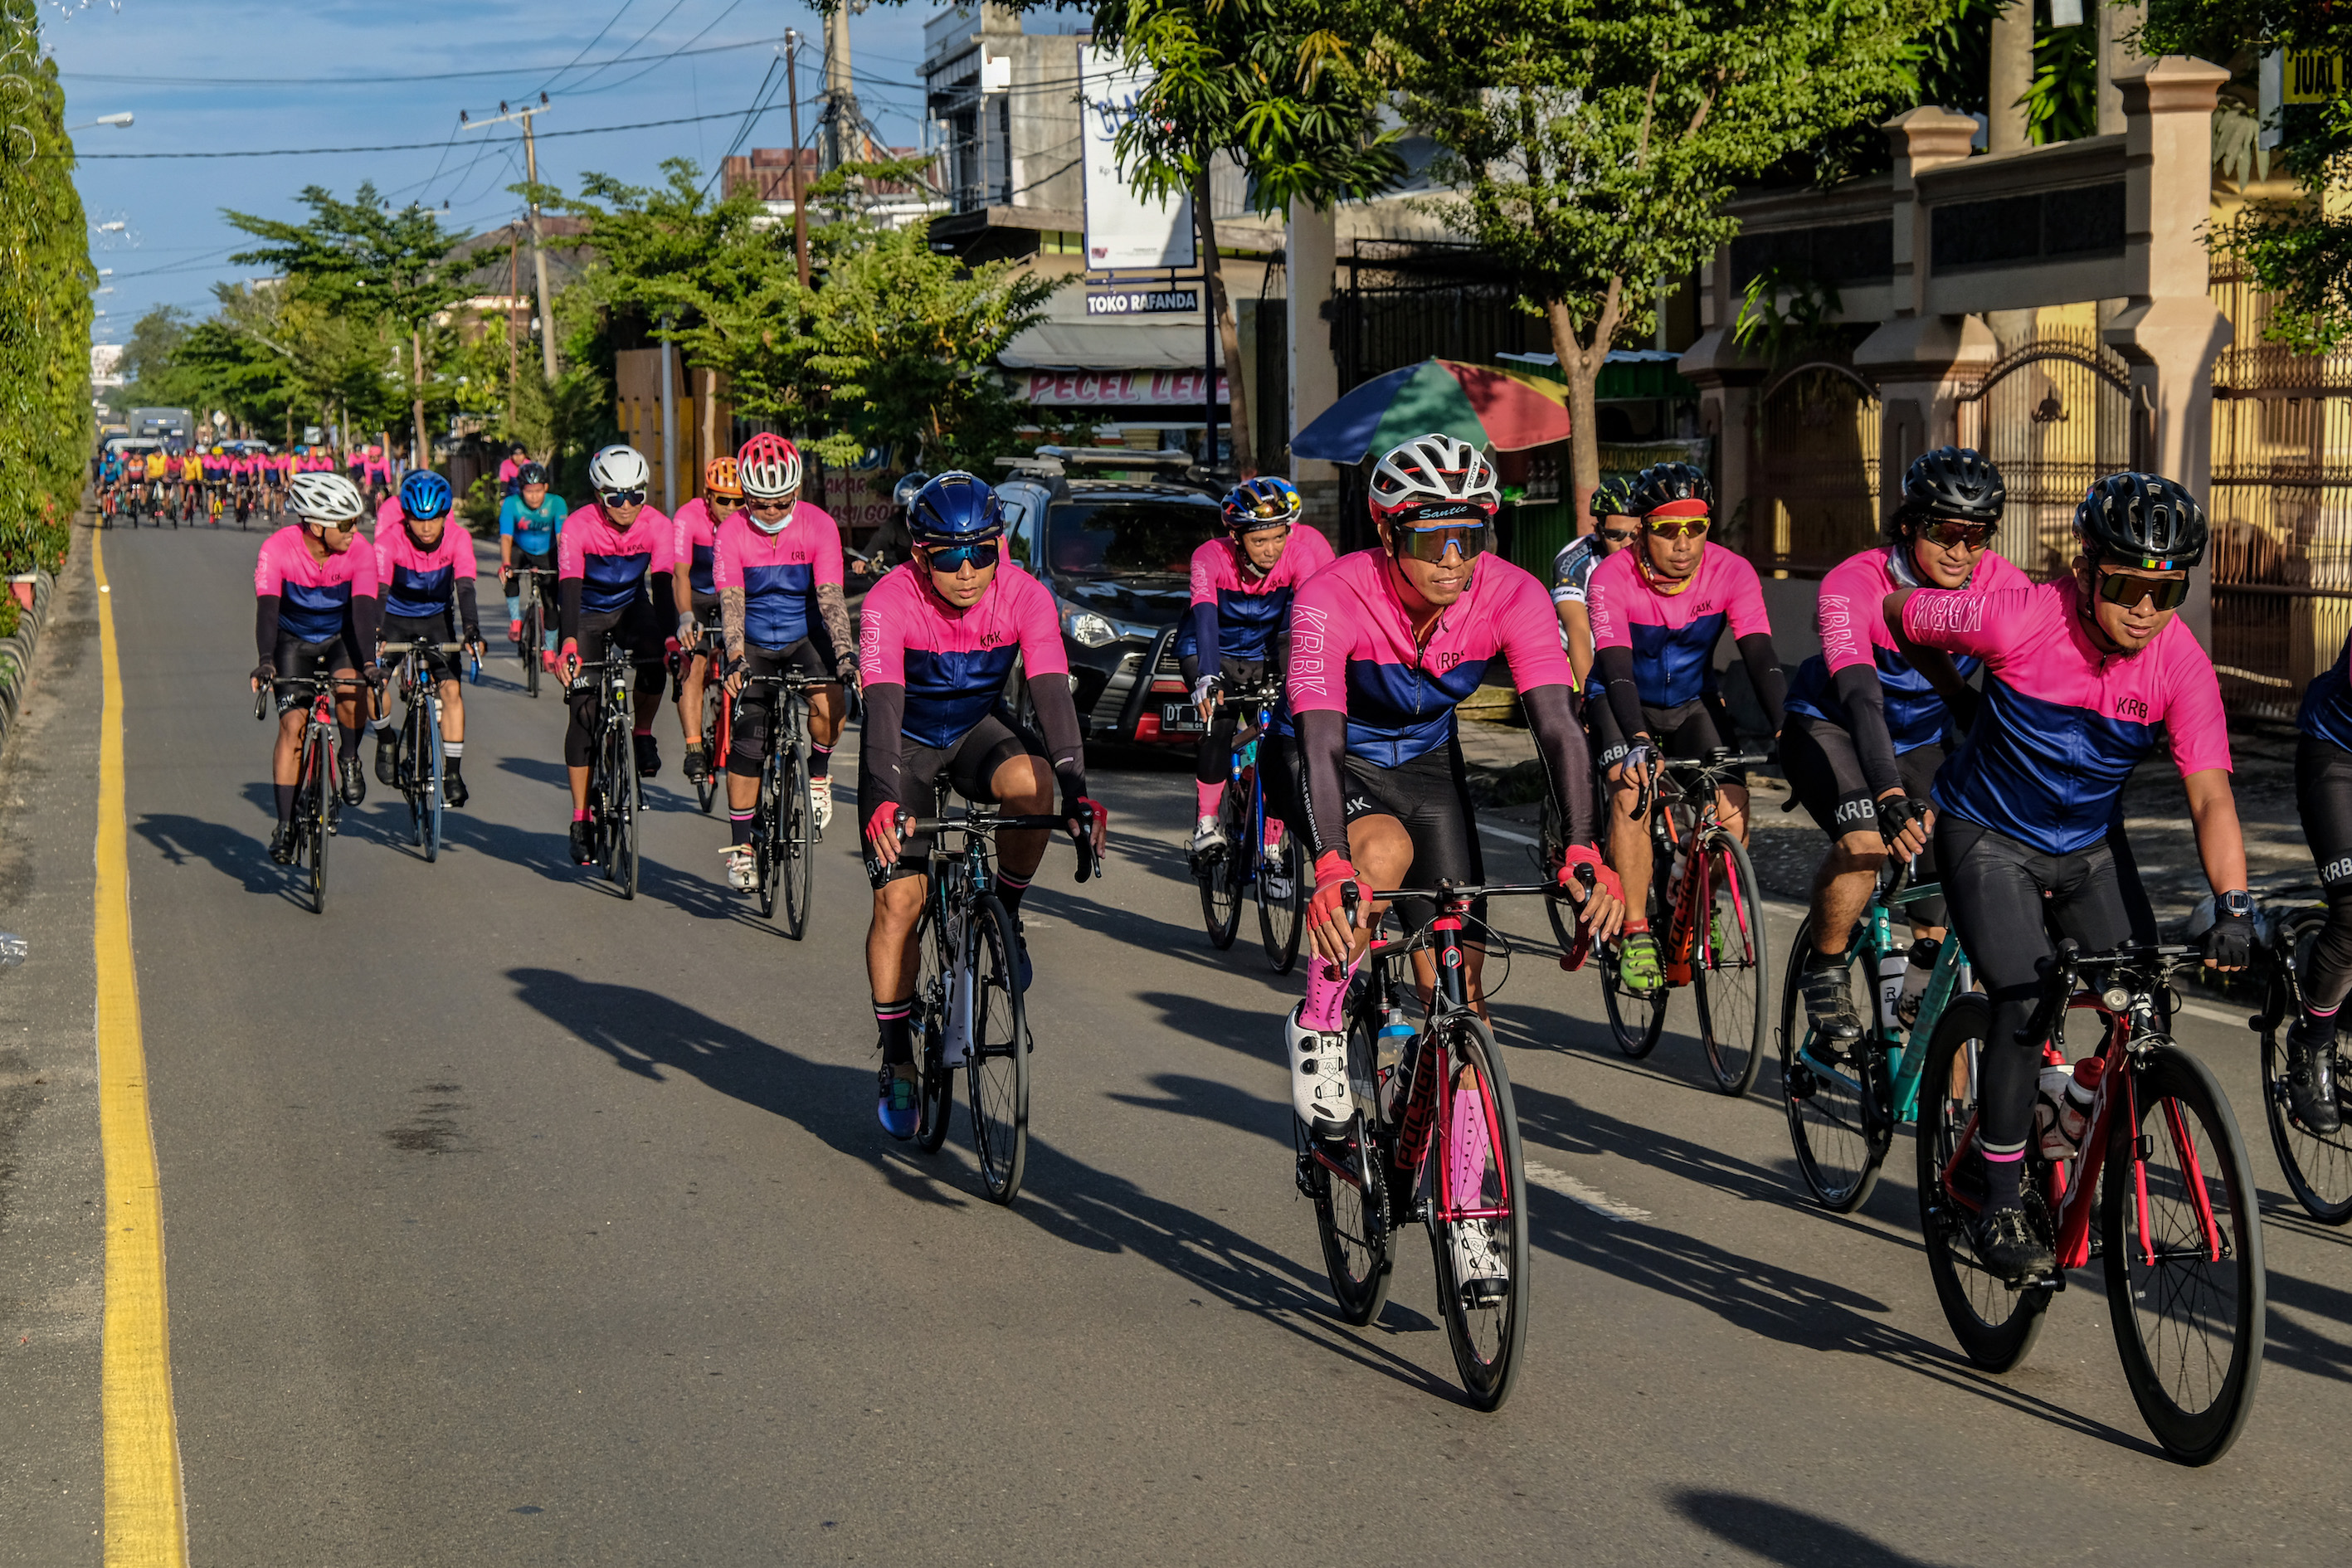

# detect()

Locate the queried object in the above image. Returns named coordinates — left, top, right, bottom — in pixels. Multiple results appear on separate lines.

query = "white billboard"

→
left=1080, top=46, right=1195, bottom=272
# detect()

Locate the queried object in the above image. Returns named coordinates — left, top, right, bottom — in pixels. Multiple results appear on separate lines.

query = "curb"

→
left=0, top=551, right=63, bottom=763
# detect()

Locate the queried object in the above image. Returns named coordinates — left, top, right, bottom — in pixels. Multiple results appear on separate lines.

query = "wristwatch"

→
left=2219, top=889, right=2254, bottom=920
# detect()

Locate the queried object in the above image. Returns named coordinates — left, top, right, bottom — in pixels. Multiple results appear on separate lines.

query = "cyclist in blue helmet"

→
left=368, top=467, right=485, bottom=805
left=400, top=470, right=453, bottom=523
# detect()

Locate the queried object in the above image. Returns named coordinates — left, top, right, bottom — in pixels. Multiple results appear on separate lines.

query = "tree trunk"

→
left=1544, top=299, right=1609, bottom=534
left=1193, top=159, right=1254, bottom=477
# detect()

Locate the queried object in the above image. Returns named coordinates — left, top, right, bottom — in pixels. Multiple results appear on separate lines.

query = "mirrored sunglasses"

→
left=600, top=487, right=648, bottom=508
left=1646, top=516, right=1710, bottom=540
left=1920, top=518, right=1996, bottom=549
left=923, top=540, right=1001, bottom=572
left=1395, top=523, right=1486, bottom=564
left=2096, top=569, right=2189, bottom=611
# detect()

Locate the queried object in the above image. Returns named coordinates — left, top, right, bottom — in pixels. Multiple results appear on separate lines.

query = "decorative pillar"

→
left=1286, top=197, right=1342, bottom=542
left=1989, top=1, right=2034, bottom=154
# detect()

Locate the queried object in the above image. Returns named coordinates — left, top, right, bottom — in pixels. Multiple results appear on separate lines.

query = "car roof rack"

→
left=996, top=446, right=1199, bottom=477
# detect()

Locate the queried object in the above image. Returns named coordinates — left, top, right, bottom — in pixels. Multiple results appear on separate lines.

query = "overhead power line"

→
left=62, top=104, right=792, bottom=160
left=56, top=32, right=786, bottom=88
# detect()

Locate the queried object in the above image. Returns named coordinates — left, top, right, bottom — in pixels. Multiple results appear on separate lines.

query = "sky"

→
left=44, top=0, right=944, bottom=342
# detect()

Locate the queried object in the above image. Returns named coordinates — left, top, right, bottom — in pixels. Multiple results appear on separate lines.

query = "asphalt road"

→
left=7, top=514, right=2352, bottom=1565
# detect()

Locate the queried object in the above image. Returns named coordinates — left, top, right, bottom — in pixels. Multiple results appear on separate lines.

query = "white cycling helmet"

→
left=286, top=470, right=365, bottom=527
left=1368, top=433, right=1501, bottom=523
left=587, top=444, right=651, bottom=495
left=738, top=431, right=804, bottom=501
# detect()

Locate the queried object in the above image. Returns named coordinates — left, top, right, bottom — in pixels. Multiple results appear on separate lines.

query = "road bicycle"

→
left=255, top=670, right=368, bottom=914
left=683, top=608, right=729, bottom=815
left=1300, top=879, right=1556, bottom=1411
left=1917, top=937, right=2264, bottom=1463
left=513, top=567, right=559, bottom=699
left=731, top=664, right=823, bottom=937
left=1599, top=751, right=1771, bottom=1094
left=379, top=635, right=474, bottom=864
left=1779, top=857, right=1975, bottom=1212
left=903, top=790, right=1099, bottom=1205
left=1184, top=676, right=1306, bottom=972
left=575, top=633, right=657, bottom=899
left=2249, top=902, right=2352, bottom=1222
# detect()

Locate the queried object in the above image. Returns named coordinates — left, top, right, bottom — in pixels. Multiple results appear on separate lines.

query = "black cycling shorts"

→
left=564, top=599, right=665, bottom=768
left=1342, top=740, right=1483, bottom=934
left=727, top=639, right=835, bottom=777
left=861, top=712, right=1047, bottom=886
left=1186, top=655, right=1268, bottom=786
left=378, top=611, right=462, bottom=683
left=1783, top=717, right=1949, bottom=925
left=271, top=627, right=363, bottom=713
left=1590, top=693, right=1731, bottom=772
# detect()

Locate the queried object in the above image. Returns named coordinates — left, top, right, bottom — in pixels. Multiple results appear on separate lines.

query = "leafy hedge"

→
left=1, top=3, right=95, bottom=577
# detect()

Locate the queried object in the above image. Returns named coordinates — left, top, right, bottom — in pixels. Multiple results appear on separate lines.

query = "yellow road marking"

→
left=94, top=532, right=189, bottom=1566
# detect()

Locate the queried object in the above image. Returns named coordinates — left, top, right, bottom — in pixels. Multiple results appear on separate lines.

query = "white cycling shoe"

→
left=1191, top=813, right=1229, bottom=855
left=719, top=846, right=757, bottom=891
left=810, top=786, right=833, bottom=835
left=1285, top=1004, right=1351, bottom=1133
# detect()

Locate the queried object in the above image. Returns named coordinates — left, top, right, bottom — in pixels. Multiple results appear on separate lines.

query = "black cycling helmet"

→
left=2075, top=471, right=2207, bottom=571
left=516, top=460, right=548, bottom=488
left=1625, top=461, right=1712, bottom=518
left=1590, top=476, right=1636, bottom=521
left=1892, top=446, right=2004, bottom=535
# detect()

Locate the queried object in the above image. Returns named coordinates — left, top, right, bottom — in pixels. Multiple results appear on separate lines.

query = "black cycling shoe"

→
left=633, top=732, right=661, bottom=779
left=374, top=733, right=398, bottom=786
left=443, top=761, right=469, bottom=810
left=2286, top=1012, right=2344, bottom=1135
left=1972, top=1203, right=2056, bottom=1285
left=569, top=819, right=595, bottom=865
left=268, top=821, right=297, bottom=864
left=682, top=744, right=709, bottom=786
left=1799, top=960, right=1865, bottom=1054
left=338, top=752, right=367, bottom=806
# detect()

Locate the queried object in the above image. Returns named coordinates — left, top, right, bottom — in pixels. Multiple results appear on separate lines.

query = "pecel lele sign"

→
left=1017, top=370, right=1230, bottom=407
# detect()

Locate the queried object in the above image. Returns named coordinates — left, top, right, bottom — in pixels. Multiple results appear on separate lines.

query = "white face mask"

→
left=750, top=503, right=792, bottom=536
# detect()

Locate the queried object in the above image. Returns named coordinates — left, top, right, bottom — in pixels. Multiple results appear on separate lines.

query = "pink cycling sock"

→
left=572, top=806, right=589, bottom=822
left=1195, top=779, right=1221, bottom=818
left=1303, top=952, right=1358, bottom=1034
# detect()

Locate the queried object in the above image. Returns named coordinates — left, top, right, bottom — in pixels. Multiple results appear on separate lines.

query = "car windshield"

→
left=1045, top=498, right=1214, bottom=578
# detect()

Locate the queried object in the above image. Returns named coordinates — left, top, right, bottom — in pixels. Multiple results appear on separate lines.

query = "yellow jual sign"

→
left=2285, top=49, right=2346, bottom=104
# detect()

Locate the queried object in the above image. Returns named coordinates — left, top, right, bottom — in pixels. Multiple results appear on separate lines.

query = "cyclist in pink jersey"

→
left=253, top=472, right=381, bottom=863
left=1179, top=475, right=1334, bottom=856
left=1781, top=446, right=2028, bottom=1044
left=1887, top=471, right=2250, bottom=1283
left=671, top=454, right=747, bottom=789
left=1286, top=436, right=1620, bottom=1137
left=1585, top=461, right=1787, bottom=992
left=859, top=472, right=1105, bottom=1137
left=712, top=436, right=854, bottom=887
left=367, top=470, right=484, bottom=806
left=557, top=445, right=675, bottom=865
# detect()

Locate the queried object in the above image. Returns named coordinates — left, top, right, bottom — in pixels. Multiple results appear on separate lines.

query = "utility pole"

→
left=660, top=317, right=677, bottom=515
left=786, top=32, right=810, bottom=289
left=469, top=98, right=561, bottom=383
left=506, top=236, right=519, bottom=433
left=412, top=328, right=428, bottom=470
left=821, top=2, right=863, bottom=173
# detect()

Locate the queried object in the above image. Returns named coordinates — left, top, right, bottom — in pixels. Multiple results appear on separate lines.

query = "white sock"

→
left=444, top=742, right=463, bottom=761
left=370, top=714, right=392, bottom=733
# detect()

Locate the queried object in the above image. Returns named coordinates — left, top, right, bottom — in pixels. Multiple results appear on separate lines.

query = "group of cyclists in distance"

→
left=232, top=416, right=2352, bottom=1395
left=100, top=438, right=408, bottom=528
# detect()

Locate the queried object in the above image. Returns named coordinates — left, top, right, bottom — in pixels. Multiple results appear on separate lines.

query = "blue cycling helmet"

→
left=908, top=471, right=1004, bottom=543
left=1221, top=475, right=1302, bottom=532
left=401, top=469, right=453, bottom=521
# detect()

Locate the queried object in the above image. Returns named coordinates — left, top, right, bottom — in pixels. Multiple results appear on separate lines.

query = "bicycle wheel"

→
left=781, top=747, right=816, bottom=941
left=2259, top=914, right=2352, bottom=1223
left=617, top=748, right=640, bottom=900
left=522, top=601, right=542, bottom=699
left=1916, top=996, right=2049, bottom=1371
left=1424, top=1014, right=1530, bottom=1411
left=423, top=701, right=444, bottom=864
left=913, top=914, right=954, bottom=1154
left=402, top=704, right=427, bottom=849
left=1307, top=1016, right=1393, bottom=1325
left=1256, top=821, right=1304, bottom=973
left=1600, top=890, right=1669, bottom=1059
left=753, top=761, right=782, bottom=921
left=304, top=732, right=330, bottom=915
left=1692, top=832, right=1769, bottom=1096
left=1777, top=918, right=1891, bottom=1213
left=2102, top=1045, right=2266, bottom=1464
left=695, top=682, right=723, bottom=814
left=964, top=893, right=1030, bottom=1205
left=1197, top=786, right=1243, bottom=949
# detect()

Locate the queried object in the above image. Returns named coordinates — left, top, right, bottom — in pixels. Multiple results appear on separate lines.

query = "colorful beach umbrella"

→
left=1291, top=357, right=1572, bottom=463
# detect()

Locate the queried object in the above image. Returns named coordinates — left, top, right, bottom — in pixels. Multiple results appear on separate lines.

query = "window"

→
left=1045, top=498, right=1218, bottom=577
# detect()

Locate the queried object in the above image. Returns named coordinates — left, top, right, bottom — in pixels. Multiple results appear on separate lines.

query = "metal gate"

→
left=1747, top=362, right=1880, bottom=574
left=1955, top=334, right=2135, bottom=582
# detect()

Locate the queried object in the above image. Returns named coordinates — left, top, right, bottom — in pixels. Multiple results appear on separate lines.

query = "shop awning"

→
left=998, top=321, right=1221, bottom=373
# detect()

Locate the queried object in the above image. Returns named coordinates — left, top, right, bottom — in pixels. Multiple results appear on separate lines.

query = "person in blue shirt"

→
left=498, top=460, right=569, bottom=662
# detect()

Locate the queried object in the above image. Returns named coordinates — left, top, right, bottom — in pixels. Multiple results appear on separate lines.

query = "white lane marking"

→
left=1524, top=1160, right=1650, bottom=1223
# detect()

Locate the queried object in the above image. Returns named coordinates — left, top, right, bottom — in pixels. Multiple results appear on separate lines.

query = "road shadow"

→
left=1671, top=1490, right=1973, bottom=1567
left=132, top=811, right=295, bottom=903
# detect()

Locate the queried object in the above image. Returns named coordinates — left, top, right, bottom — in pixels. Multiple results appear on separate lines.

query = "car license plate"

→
left=1160, top=703, right=1209, bottom=735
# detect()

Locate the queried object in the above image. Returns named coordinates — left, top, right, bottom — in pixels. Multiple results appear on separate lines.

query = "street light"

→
left=68, top=111, right=134, bottom=131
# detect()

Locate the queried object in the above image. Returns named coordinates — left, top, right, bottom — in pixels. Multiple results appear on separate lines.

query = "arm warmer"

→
left=1829, top=664, right=1903, bottom=799
left=1595, top=645, right=1648, bottom=747
left=558, top=579, right=582, bottom=645
left=1025, top=673, right=1088, bottom=813
left=1522, top=685, right=1599, bottom=847
left=649, top=572, right=674, bottom=627
left=1736, top=633, right=1787, bottom=733
left=349, top=594, right=381, bottom=661
left=1185, top=601, right=1220, bottom=672
left=1295, top=707, right=1351, bottom=861
left=255, top=595, right=281, bottom=664
left=860, top=684, right=909, bottom=809
left=454, top=577, right=480, bottom=643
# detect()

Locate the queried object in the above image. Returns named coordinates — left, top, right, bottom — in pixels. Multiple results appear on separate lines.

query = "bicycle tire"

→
left=523, top=602, right=542, bottom=699
left=597, top=727, right=622, bottom=881
left=782, top=747, right=816, bottom=941
left=424, top=699, right=444, bottom=864
left=965, top=892, right=1030, bottom=1205
left=1424, top=1013, right=1530, bottom=1411
left=304, top=729, right=330, bottom=915
left=1692, top=832, right=1768, bottom=1096
left=753, top=762, right=781, bottom=920
left=913, top=908, right=954, bottom=1153
left=695, top=683, right=723, bottom=815
left=1600, top=943, right=1669, bottom=1058
left=2258, top=914, right=2352, bottom=1224
left=1777, top=915, right=1890, bottom=1213
left=1309, top=1018, right=1394, bottom=1325
left=618, top=750, right=640, bottom=901
left=1255, top=824, right=1304, bottom=974
left=1916, top=996, right=2049, bottom=1371
left=1197, top=787, right=1243, bottom=949
left=2102, top=1045, right=2267, bottom=1464
left=402, top=703, right=426, bottom=850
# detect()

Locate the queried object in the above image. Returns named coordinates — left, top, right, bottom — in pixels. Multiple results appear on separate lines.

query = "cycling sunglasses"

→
left=2096, top=567, right=2190, bottom=611
left=921, top=539, right=1001, bottom=572
left=1395, top=523, right=1486, bottom=564
left=1919, top=518, right=1997, bottom=549
left=599, top=487, right=648, bottom=508
left=1645, top=516, right=1710, bottom=540
left=1598, top=526, right=1641, bottom=546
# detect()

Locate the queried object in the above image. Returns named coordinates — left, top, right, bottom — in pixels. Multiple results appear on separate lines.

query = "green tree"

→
left=2143, top=1, right=2351, bottom=350
left=1093, top=0, right=1405, bottom=475
left=1396, top=0, right=1931, bottom=516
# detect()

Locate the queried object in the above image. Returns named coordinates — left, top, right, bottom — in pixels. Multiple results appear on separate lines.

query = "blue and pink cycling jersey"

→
left=373, top=494, right=406, bottom=533
left=858, top=562, right=1067, bottom=749
left=672, top=497, right=726, bottom=598
left=2301, top=633, right=2352, bottom=752
left=1177, top=524, right=1337, bottom=664
left=558, top=503, right=674, bottom=616
left=713, top=503, right=844, bottom=650
left=1287, top=548, right=1570, bottom=767
left=1901, top=577, right=2232, bottom=855
left=255, top=525, right=378, bottom=642
left=1787, top=543, right=2032, bottom=751
left=374, top=522, right=477, bottom=621
left=1584, top=542, right=1772, bottom=709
